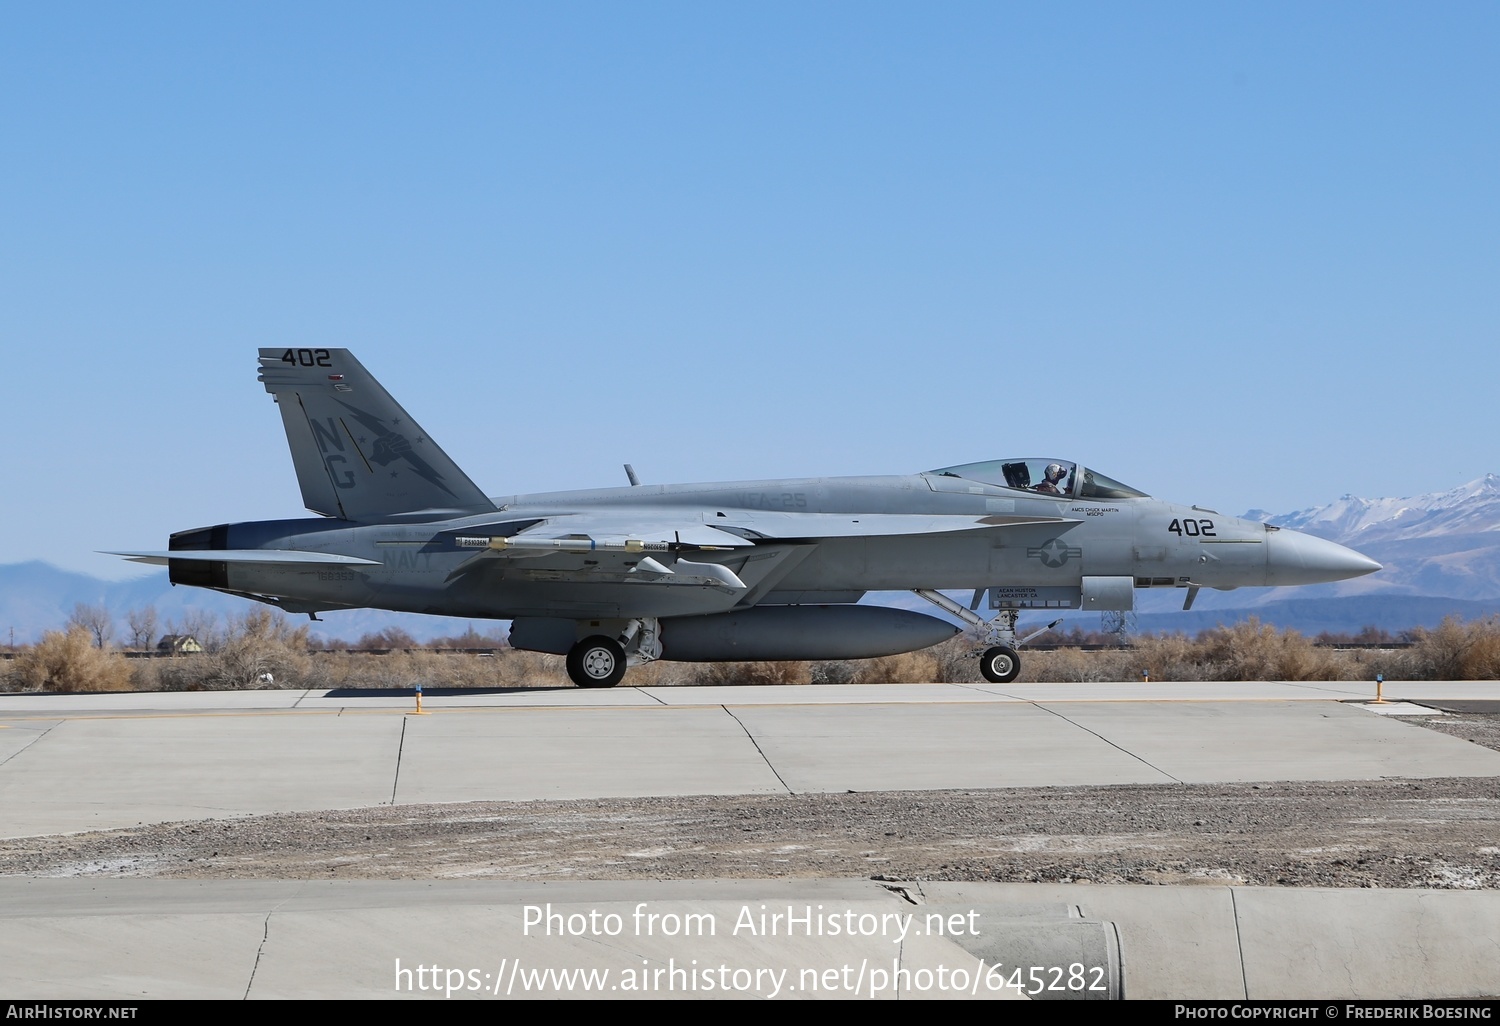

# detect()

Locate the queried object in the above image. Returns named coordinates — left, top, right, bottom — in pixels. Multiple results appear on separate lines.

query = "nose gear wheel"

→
left=979, top=645, right=1020, bottom=683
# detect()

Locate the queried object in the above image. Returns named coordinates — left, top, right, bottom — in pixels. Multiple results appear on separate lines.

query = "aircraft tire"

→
left=567, top=636, right=628, bottom=688
left=979, top=645, right=1020, bottom=684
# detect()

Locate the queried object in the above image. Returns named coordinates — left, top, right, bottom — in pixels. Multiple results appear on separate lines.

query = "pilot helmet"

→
left=1045, top=463, right=1066, bottom=481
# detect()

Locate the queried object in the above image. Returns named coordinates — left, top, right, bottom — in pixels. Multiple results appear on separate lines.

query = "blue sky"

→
left=3, top=2, right=1496, bottom=578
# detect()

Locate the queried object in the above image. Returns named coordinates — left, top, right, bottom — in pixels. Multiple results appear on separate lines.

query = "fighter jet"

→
left=115, top=349, right=1381, bottom=687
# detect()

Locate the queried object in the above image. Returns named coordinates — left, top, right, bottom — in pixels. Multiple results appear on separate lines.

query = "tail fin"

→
left=257, top=348, right=495, bottom=520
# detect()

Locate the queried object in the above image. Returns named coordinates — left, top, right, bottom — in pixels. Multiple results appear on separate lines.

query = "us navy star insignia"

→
left=1027, top=538, right=1082, bottom=568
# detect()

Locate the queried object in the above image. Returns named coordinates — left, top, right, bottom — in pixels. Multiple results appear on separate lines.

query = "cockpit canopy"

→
left=927, top=459, right=1149, bottom=500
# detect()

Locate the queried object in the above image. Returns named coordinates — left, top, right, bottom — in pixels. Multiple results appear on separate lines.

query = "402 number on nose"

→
left=1168, top=519, right=1216, bottom=537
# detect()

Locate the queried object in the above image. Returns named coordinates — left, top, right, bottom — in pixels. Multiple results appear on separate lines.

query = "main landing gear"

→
left=912, top=590, right=1061, bottom=684
left=565, top=636, right=626, bottom=688
left=564, top=618, right=662, bottom=688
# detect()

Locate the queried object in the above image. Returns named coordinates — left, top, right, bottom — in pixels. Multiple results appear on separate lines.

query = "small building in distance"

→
left=156, top=635, right=204, bottom=656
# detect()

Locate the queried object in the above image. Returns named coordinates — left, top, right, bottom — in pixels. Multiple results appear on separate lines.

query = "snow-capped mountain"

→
left=1245, top=474, right=1500, bottom=547
left=1237, top=475, right=1500, bottom=604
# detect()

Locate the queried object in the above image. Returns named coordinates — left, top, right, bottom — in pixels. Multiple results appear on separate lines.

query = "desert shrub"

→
left=420, top=650, right=565, bottom=688
left=489, top=650, right=570, bottom=687
left=203, top=609, right=312, bottom=688
left=995, top=624, right=1368, bottom=683
left=1193, top=618, right=1351, bottom=681
left=1337, top=646, right=1411, bottom=682
left=132, top=653, right=207, bottom=691
left=809, top=660, right=860, bottom=685
left=1024, top=647, right=1115, bottom=682
left=610, top=658, right=698, bottom=687
left=291, top=649, right=572, bottom=689
left=425, top=626, right=508, bottom=649
left=855, top=649, right=940, bottom=684
left=12, top=627, right=133, bottom=693
left=351, top=649, right=431, bottom=689
left=138, top=609, right=314, bottom=690
left=802, top=650, right=943, bottom=685
left=931, top=635, right=983, bottom=683
left=354, top=627, right=418, bottom=651
left=435, top=652, right=509, bottom=688
left=692, top=660, right=812, bottom=686
left=1403, top=616, right=1500, bottom=680
left=1131, top=633, right=1208, bottom=681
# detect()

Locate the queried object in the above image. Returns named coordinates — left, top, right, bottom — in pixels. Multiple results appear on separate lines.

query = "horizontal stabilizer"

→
left=106, top=550, right=383, bottom=567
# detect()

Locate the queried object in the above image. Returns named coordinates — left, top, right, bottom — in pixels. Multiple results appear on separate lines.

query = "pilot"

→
left=1035, top=463, right=1068, bottom=495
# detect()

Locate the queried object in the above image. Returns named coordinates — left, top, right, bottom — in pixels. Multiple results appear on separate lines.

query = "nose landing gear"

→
left=912, top=590, right=1061, bottom=684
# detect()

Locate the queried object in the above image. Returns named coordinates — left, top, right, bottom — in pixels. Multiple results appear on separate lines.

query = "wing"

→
left=442, top=513, right=760, bottom=591
left=442, top=510, right=1079, bottom=598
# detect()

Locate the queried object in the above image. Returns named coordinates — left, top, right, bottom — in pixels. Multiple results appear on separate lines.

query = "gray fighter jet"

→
left=115, top=349, right=1381, bottom=687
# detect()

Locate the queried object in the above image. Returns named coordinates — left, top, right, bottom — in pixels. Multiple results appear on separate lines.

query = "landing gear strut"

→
left=912, top=590, right=1061, bottom=685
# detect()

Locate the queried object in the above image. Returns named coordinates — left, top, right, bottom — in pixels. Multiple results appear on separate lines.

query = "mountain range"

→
left=3, top=476, right=1498, bottom=645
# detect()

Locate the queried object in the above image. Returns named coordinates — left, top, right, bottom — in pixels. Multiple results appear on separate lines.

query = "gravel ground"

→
left=3, top=712, right=1497, bottom=889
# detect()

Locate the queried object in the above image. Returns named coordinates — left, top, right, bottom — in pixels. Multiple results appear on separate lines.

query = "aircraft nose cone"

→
left=1265, top=529, right=1382, bottom=586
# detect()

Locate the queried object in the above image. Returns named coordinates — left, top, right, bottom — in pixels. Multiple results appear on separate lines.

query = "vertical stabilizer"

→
left=257, top=348, right=495, bottom=520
